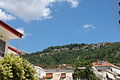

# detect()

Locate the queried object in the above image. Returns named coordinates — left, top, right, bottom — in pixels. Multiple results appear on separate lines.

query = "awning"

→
left=45, top=73, right=53, bottom=79
left=8, top=46, right=22, bottom=55
left=107, top=72, right=115, bottom=80
left=112, top=67, right=120, bottom=75
left=61, top=73, right=66, bottom=78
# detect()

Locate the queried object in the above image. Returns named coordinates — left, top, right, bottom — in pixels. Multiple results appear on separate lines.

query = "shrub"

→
left=0, top=55, right=38, bottom=80
left=73, top=61, right=100, bottom=80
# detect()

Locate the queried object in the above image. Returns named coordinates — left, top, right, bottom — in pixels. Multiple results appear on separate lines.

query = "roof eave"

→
left=8, top=46, right=22, bottom=55
left=0, top=20, right=23, bottom=38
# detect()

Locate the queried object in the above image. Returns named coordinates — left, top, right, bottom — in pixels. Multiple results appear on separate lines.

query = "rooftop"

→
left=0, top=20, right=23, bottom=39
left=45, top=69, right=74, bottom=73
left=92, top=61, right=120, bottom=69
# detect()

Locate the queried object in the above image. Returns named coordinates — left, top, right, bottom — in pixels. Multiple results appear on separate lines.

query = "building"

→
left=0, top=20, right=23, bottom=57
left=34, top=66, right=46, bottom=79
left=92, top=61, right=120, bottom=71
left=58, top=64, right=73, bottom=70
left=44, top=69, right=74, bottom=80
left=92, top=61, right=120, bottom=80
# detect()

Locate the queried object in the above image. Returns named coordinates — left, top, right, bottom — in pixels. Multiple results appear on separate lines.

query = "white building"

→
left=92, top=61, right=120, bottom=80
left=0, top=20, right=23, bottom=57
left=44, top=69, right=74, bottom=80
left=34, top=66, right=46, bottom=79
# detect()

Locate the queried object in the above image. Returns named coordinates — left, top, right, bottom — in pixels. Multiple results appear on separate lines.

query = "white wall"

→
left=45, top=72, right=73, bottom=80
left=35, top=66, right=46, bottom=79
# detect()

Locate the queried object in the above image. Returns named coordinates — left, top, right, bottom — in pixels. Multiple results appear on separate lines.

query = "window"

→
left=0, top=39, right=6, bottom=57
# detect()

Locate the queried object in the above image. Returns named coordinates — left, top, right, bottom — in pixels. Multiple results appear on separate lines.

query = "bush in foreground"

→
left=0, top=55, right=38, bottom=80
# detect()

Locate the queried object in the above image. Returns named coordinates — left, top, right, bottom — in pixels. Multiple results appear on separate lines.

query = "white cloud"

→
left=83, top=24, right=95, bottom=32
left=67, top=0, right=79, bottom=8
left=16, top=28, right=31, bottom=38
left=0, top=0, right=79, bottom=21
left=0, top=9, right=15, bottom=21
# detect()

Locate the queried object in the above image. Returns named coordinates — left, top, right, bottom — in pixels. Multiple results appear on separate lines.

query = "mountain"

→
left=22, top=42, right=120, bottom=68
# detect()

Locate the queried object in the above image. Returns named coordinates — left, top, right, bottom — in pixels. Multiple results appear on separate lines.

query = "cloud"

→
left=67, top=0, right=79, bottom=8
left=0, top=9, right=15, bottom=21
left=0, top=0, right=79, bottom=21
left=16, top=28, right=31, bottom=38
left=16, top=28, right=24, bottom=34
left=83, top=24, right=95, bottom=32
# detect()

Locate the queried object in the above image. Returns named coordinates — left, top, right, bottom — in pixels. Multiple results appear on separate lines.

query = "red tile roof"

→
left=0, top=20, right=23, bottom=38
left=92, top=61, right=120, bottom=69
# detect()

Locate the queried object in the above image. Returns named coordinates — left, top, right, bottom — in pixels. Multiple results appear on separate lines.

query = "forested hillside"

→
left=22, top=42, right=120, bottom=68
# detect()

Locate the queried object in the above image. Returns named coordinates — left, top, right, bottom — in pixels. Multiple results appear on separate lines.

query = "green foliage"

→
left=73, top=61, right=99, bottom=80
left=22, top=42, right=120, bottom=68
left=0, top=55, right=38, bottom=80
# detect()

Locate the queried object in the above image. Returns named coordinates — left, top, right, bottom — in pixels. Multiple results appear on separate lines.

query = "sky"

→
left=0, top=0, right=120, bottom=52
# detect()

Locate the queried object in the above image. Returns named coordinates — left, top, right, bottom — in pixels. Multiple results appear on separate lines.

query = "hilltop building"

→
left=58, top=64, right=73, bottom=70
left=0, top=20, right=23, bottom=57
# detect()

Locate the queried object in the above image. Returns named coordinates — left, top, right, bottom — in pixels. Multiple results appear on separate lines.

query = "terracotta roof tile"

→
left=92, top=61, right=120, bottom=69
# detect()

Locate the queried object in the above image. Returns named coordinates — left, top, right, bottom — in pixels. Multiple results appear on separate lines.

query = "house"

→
left=92, top=60, right=120, bottom=71
left=58, top=64, right=73, bottom=70
left=44, top=69, right=74, bottom=80
left=34, top=66, right=46, bottom=79
left=0, top=20, right=23, bottom=57
left=92, top=61, right=120, bottom=80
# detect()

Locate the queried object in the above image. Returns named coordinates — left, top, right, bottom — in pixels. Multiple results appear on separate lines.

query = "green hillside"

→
left=22, top=42, right=120, bottom=68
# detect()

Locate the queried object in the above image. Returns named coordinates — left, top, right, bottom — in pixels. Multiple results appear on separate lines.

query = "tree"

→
left=22, top=42, right=120, bottom=68
left=73, top=61, right=99, bottom=80
left=0, top=55, right=38, bottom=80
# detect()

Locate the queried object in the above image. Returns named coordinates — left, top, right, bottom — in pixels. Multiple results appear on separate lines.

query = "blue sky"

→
left=0, top=0, right=120, bottom=52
